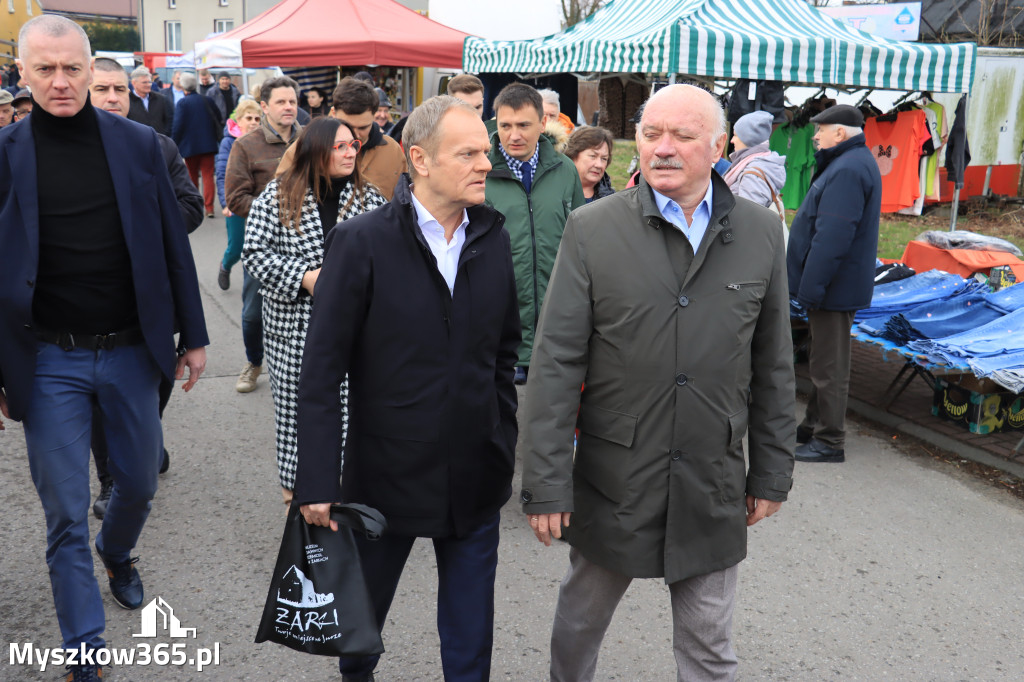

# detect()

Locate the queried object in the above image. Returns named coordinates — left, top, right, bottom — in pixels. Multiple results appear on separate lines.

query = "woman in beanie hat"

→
left=723, top=110, right=786, bottom=214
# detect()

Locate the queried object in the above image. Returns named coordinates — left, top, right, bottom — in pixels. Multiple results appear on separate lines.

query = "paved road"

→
left=2, top=216, right=1023, bottom=681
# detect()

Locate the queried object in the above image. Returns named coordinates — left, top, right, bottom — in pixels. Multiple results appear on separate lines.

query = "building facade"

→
left=1, top=0, right=45, bottom=64
left=138, top=0, right=278, bottom=53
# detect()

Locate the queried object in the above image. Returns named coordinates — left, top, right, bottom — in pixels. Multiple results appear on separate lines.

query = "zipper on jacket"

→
left=527, top=189, right=540, bottom=333
left=725, top=281, right=763, bottom=290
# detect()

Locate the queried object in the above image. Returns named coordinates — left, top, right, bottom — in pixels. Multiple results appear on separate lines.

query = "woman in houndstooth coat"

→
left=242, top=117, right=387, bottom=503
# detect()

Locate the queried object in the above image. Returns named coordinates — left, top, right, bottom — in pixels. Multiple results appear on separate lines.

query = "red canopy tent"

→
left=194, top=0, right=469, bottom=69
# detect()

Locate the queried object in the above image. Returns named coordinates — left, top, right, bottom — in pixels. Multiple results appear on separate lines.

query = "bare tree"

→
left=561, top=0, right=605, bottom=29
left=954, top=0, right=1024, bottom=46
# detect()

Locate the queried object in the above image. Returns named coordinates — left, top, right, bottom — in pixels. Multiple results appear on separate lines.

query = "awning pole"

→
left=669, top=73, right=677, bottom=85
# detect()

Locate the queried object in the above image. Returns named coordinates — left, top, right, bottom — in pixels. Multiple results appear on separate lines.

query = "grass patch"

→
left=607, top=138, right=638, bottom=191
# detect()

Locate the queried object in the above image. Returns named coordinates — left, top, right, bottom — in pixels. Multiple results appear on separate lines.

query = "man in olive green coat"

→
left=521, top=85, right=795, bottom=681
left=485, top=83, right=584, bottom=385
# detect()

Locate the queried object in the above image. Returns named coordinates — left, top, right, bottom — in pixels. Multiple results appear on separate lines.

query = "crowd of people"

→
left=0, top=12, right=886, bottom=682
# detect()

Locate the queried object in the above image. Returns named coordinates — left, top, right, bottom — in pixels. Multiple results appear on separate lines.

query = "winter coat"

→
left=171, top=92, right=221, bottom=159
left=587, top=173, right=615, bottom=203
left=787, top=133, right=882, bottom=312
left=242, top=178, right=388, bottom=343
left=293, top=176, right=522, bottom=538
left=724, top=142, right=786, bottom=208
left=215, top=118, right=243, bottom=209
left=127, top=91, right=174, bottom=137
left=485, top=132, right=585, bottom=366
left=224, top=118, right=301, bottom=218
left=206, top=83, right=241, bottom=125
left=520, top=174, right=796, bottom=584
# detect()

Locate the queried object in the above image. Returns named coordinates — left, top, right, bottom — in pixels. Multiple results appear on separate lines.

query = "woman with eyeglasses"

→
left=242, top=116, right=387, bottom=506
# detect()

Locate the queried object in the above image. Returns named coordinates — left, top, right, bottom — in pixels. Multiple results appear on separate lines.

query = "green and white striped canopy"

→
left=462, top=0, right=976, bottom=93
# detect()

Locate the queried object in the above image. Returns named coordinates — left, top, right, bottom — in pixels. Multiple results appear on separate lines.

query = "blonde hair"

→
left=233, top=99, right=262, bottom=121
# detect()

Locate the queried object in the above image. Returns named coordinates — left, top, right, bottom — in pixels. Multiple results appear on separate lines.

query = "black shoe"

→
left=160, top=448, right=170, bottom=474
left=341, top=672, right=374, bottom=682
left=217, top=264, right=230, bottom=290
left=92, top=481, right=113, bottom=520
left=64, top=663, right=102, bottom=681
left=796, top=425, right=813, bottom=444
left=96, top=544, right=144, bottom=609
left=513, top=366, right=528, bottom=385
left=795, top=438, right=845, bottom=463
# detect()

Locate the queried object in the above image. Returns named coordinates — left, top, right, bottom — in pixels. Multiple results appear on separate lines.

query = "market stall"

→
left=194, top=0, right=469, bottom=112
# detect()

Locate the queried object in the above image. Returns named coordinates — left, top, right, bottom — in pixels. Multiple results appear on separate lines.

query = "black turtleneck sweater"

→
left=31, top=100, right=138, bottom=334
left=316, top=175, right=352, bottom=237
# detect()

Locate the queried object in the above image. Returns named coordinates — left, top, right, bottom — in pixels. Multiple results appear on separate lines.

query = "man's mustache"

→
left=649, top=159, right=683, bottom=170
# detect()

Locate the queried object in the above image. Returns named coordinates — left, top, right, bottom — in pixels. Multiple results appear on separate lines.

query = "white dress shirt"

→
left=410, top=191, right=469, bottom=295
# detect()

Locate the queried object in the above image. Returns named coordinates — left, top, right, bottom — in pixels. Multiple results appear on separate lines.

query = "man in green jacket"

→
left=522, top=84, right=795, bottom=681
left=485, top=83, right=584, bottom=384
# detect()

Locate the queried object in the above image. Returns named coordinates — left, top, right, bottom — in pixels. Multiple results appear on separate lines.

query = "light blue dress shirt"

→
left=652, top=180, right=714, bottom=254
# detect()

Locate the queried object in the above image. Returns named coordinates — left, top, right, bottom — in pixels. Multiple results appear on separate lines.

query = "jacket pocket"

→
left=721, top=408, right=749, bottom=503
left=577, top=404, right=638, bottom=447
left=574, top=405, right=638, bottom=504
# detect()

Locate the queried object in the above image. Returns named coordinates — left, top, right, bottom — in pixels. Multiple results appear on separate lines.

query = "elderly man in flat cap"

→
left=0, top=90, right=14, bottom=128
left=787, top=104, right=882, bottom=463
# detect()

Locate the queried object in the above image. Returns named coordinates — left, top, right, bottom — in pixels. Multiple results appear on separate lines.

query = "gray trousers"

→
left=550, top=547, right=738, bottom=682
left=801, top=309, right=856, bottom=448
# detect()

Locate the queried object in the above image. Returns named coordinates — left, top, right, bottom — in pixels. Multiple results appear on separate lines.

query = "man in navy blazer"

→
left=0, top=16, right=208, bottom=679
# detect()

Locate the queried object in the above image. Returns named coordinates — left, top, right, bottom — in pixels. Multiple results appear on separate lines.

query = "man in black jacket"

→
left=295, top=95, right=520, bottom=682
left=127, top=65, right=173, bottom=136
left=787, top=104, right=882, bottom=463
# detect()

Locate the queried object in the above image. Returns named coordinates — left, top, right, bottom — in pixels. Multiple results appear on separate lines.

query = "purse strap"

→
left=330, top=503, right=388, bottom=539
left=741, top=167, right=785, bottom=220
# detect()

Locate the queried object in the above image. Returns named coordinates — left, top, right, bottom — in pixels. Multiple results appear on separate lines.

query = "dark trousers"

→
left=242, top=265, right=264, bottom=366
left=338, top=512, right=500, bottom=682
left=801, top=309, right=856, bottom=448
left=93, top=374, right=173, bottom=486
left=22, top=343, right=163, bottom=649
left=185, top=153, right=216, bottom=213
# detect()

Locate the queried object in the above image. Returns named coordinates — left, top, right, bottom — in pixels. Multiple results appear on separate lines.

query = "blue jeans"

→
left=338, top=513, right=500, bottom=681
left=21, top=342, right=163, bottom=650
left=222, top=214, right=245, bottom=271
left=242, top=265, right=264, bottom=366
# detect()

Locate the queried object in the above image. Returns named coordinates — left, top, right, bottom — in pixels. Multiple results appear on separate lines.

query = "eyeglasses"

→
left=333, top=139, right=362, bottom=153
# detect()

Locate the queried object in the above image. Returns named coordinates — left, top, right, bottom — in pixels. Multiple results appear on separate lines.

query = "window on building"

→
left=25, top=0, right=31, bottom=15
left=168, top=0, right=176, bottom=8
left=165, top=21, right=182, bottom=52
left=214, top=19, right=234, bottom=33
left=219, top=0, right=228, bottom=7
left=8, top=0, right=15, bottom=15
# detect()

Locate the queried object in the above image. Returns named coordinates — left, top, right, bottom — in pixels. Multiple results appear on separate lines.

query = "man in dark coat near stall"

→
left=295, top=95, right=520, bottom=682
left=172, top=72, right=223, bottom=217
left=787, top=104, right=882, bottom=463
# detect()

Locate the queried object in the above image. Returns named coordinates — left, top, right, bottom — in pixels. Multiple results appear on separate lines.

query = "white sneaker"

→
left=236, top=363, right=262, bottom=393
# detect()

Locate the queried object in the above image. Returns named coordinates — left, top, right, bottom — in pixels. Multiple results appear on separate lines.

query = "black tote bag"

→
left=255, top=502, right=387, bottom=656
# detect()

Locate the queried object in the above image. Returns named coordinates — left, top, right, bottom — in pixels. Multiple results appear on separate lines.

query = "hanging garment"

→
left=923, top=100, right=947, bottom=199
left=945, top=94, right=971, bottom=189
left=769, top=123, right=815, bottom=210
left=726, top=79, right=786, bottom=123
left=863, top=109, right=932, bottom=212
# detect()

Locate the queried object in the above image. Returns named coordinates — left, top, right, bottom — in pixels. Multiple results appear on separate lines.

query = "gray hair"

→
left=537, top=88, right=560, bottom=108
left=402, top=95, right=477, bottom=178
left=130, top=66, right=152, bottom=82
left=836, top=123, right=863, bottom=138
left=179, top=72, right=197, bottom=93
left=18, top=15, right=90, bottom=61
